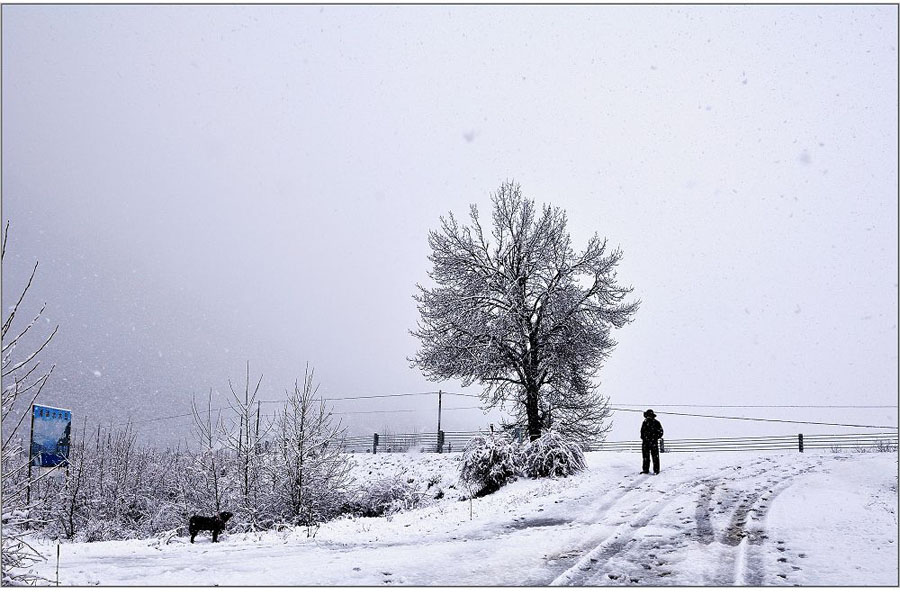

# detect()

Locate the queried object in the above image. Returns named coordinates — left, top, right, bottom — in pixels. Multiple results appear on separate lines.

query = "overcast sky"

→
left=2, top=4, right=897, bottom=444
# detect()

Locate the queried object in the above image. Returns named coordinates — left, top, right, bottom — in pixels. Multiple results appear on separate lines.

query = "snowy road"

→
left=32, top=451, right=897, bottom=586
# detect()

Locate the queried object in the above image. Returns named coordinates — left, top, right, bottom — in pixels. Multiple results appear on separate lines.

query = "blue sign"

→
left=30, top=405, right=71, bottom=467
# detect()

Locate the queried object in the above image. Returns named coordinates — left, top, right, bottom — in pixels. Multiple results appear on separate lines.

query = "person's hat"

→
left=643, top=409, right=656, bottom=418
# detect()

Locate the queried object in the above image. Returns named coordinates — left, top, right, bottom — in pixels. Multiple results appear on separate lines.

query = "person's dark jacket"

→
left=640, top=417, right=664, bottom=441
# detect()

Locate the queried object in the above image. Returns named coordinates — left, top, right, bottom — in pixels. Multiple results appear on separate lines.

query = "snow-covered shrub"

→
left=521, top=429, right=586, bottom=479
left=83, top=518, right=120, bottom=543
left=458, top=433, right=523, bottom=497
left=343, top=474, right=422, bottom=518
left=1, top=445, right=49, bottom=585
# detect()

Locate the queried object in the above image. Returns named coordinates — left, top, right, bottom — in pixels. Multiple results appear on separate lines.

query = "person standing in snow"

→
left=640, top=409, right=664, bottom=474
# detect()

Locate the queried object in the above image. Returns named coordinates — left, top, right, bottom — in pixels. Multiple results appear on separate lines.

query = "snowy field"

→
left=29, top=450, right=897, bottom=586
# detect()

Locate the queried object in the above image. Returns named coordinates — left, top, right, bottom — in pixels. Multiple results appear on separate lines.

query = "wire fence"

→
left=338, top=430, right=900, bottom=455
left=340, top=430, right=496, bottom=454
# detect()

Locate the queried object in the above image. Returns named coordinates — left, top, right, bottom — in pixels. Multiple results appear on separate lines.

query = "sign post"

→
left=25, top=405, right=37, bottom=507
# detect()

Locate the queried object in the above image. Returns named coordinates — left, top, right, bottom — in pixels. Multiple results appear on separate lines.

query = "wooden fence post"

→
left=659, top=438, right=666, bottom=453
left=373, top=433, right=379, bottom=455
left=436, top=390, right=442, bottom=452
left=798, top=433, right=804, bottom=453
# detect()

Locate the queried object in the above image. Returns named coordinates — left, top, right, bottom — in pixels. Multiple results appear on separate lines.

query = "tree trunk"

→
left=525, top=382, right=541, bottom=441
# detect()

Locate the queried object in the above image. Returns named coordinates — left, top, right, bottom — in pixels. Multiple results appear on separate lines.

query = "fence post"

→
left=436, top=390, right=443, bottom=452
left=373, top=433, right=379, bottom=455
left=798, top=433, right=804, bottom=453
left=659, top=438, right=666, bottom=453
left=437, top=430, right=445, bottom=454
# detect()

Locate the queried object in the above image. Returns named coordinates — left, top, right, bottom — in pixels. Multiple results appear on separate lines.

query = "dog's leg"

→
left=212, top=529, right=219, bottom=543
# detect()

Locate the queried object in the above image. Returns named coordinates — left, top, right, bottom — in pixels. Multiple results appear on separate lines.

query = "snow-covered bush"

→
left=343, top=474, right=423, bottom=518
left=458, top=433, right=523, bottom=497
left=521, top=429, right=586, bottom=479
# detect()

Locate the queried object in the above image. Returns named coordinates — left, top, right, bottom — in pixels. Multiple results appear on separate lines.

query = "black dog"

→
left=188, top=511, right=233, bottom=543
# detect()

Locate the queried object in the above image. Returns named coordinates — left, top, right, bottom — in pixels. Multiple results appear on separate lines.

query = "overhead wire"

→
left=88, top=390, right=899, bottom=432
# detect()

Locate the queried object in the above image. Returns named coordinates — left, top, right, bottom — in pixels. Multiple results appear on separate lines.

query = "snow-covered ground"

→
left=29, top=450, right=897, bottom=586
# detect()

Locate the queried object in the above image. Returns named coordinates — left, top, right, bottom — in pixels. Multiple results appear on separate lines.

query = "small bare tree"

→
left=269, top=366, right=351, bottom=534
left=221, top=362, right=271, bottom=530
left=1, top=222, right=59, bottom=584
left=190, top=390, right=224, bottom=515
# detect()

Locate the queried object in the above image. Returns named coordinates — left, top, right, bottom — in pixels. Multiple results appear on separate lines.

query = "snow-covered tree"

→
left=220, top=363, right=271, bottom=531
left=412, top=181, right=639, bottom=442
left=268, top=367, right=351, bottom=532
left=1, top=223, right=58, bottom=584
left=190, top=390, right=226, bottom=516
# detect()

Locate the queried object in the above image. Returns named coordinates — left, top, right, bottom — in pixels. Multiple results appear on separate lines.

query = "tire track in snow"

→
left=694, top=481, right=718, bottom=545
left=539, top=458, right=708, bottom=568
left=549, top=491, right=679, bottom=586
left=550, top=464, right=750, bottom=586
left=535, top=473, right=655, bottom=572
left=695, top=458, right=780, bottom=548
left=713, top=458, right=824, bottom=586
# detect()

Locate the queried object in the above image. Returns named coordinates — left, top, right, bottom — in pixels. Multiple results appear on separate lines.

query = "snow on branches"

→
left=412, top=181, right=639, bottom=442
left=459, top=427, right=588, bottom=498
left=521, top=428, right=586, bottom=479
left=1, top=223, right=57, bottom=585
left=458, top=433, right=523, bottom=497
